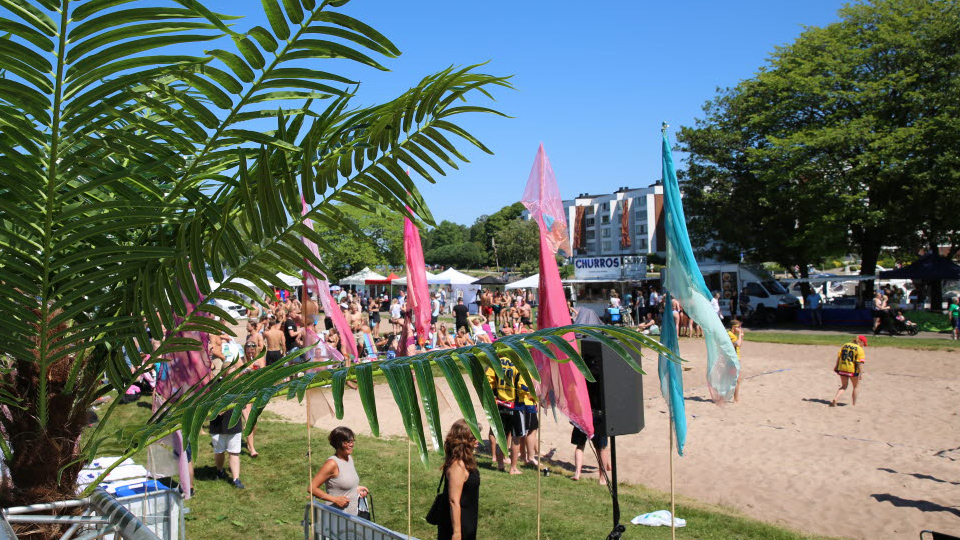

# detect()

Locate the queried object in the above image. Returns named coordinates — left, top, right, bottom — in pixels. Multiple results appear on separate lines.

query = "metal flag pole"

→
left=670, top=418, right=676, bottom=540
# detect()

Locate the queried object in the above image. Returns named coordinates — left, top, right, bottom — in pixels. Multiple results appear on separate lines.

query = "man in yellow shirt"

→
left=485, top=356, right=522, bottom=474
left=831, top=335, right=867, bottom=406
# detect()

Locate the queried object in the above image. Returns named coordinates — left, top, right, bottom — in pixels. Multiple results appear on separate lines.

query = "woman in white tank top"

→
left=309, top=426, right=369, bottom=516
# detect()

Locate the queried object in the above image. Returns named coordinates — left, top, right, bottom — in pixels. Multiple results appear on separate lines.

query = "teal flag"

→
left=658, top=128, right=741, bottom=456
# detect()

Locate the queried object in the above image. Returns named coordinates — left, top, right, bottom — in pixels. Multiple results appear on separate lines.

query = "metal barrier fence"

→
left=302, top=501, right=419, bottom=540
left=1, top=488, right=183, bottom=540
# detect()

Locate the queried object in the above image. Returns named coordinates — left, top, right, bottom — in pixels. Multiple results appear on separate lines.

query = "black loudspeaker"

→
left=581, top=338, right=644, bottom=437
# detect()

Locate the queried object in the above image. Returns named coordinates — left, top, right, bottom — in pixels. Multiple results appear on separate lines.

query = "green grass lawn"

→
left=743, top=331, right=959, bottom=351
left=96, top=396, right=844, bottom=540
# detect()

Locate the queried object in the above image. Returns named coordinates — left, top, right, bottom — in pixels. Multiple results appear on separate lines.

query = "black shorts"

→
left=265, top=350, right=283, bottom=366
left=370, top=312, right=380, bottom=324
left=431, top=314, right=438, bottom=324
left=520, top=316, right=531, bottom=326
left=520, top=408, right=538, bottom=435
left=571, top=427, right=608, bottom=450
left=497, top=406, right=523, bottom=439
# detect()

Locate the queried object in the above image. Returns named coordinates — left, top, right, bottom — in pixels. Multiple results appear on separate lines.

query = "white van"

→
left=699, top=263, right=800, bottom=322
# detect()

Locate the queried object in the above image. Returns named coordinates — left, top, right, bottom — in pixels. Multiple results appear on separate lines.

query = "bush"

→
left=904, top=310, right=952, bottom=332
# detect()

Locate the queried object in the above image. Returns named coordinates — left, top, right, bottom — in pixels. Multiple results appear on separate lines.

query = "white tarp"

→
left=506, top=274, right=539, bottom=290
left=339, top=267, right=387, bottom=286
left=435, top=268, right=477, bottom=284
left=392, top=270, right=440, bottom=285
left=276, top=272, right=301, bottom=287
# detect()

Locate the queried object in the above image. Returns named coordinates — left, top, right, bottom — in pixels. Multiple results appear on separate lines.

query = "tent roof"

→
left=505, top=274, right=539, bottom=290
left=392, top=270, right=439, bottom=285
left=435, top=268, right=477, bottom=285
left=339, top=267, right=387, bottom=286
left=472, top=275, right=507, bottom=285
left=365, top=272, right=400, bottom=285
left=879, top=253, right=960, bottom=280
left=276, top=272, right=300, bottom=287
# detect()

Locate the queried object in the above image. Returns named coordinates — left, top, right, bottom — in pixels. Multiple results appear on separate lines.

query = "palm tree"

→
left=0, top=0, right=663, bottom=534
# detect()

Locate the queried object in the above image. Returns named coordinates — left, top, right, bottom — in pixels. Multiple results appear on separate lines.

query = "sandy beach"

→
left=266, top=339, right=960, bottom=539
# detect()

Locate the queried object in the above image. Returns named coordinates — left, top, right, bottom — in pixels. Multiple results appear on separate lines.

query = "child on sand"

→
left=729, top=320, right=744, bottom=402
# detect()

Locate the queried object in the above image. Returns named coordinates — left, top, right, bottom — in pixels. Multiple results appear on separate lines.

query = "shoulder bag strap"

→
left=436, top=467, right=446, bottom=494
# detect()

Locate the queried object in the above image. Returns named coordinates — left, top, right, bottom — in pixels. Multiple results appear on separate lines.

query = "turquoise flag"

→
left=658, top=128, right=741, bottom=456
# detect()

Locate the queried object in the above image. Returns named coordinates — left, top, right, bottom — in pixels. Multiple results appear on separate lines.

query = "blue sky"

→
left=208, top=0, right=847, bottom=225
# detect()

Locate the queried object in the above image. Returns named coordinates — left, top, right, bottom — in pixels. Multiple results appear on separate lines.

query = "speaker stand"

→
left=606, top=435, right=626, bottom=540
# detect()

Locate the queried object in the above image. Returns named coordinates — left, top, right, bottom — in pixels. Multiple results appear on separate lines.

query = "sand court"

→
left=266, top=339, right=960, bottom=539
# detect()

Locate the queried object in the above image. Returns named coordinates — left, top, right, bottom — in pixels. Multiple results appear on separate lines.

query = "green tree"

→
left=425, top=241, right=486, bottom=268
left=317, top=204, right=404, bottom=278
left=0, top=0, right=514, bottom=515
left=495, top=219, right=540, bottom=268
left=679, top=0, right=960, bottom=291
left=0, top=0, right=662, bottom=527
left=425, top=219, right=467, bottom=252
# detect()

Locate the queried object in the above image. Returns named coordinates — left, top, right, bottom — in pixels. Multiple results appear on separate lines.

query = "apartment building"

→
left=522, top=183, right=666, bottom=259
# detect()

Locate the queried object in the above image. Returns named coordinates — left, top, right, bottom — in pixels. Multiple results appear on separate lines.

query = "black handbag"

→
left=425, top=469, right=446, bottom=525
left=357, top=493, right=374, bottom=522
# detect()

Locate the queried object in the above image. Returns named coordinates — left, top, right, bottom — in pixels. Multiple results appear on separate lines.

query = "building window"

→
left=587, top=230, right=596, bottom=240
left=601, top=215, right=610, bottom=224
left=635, top=211, right=643, bottom=221
left=602, top=202, right=608, bottom=210
left=636, top=197, right=646, bottom=207
left=585, top=217, right=595, bottom=226
left=637, top=224, right=647, bottom=234
left=639, top=239, right=647, bottom=249
left=602, top=228, right=610, bottom=238
left=586, top=242, right=596, bottom=252
left=601, top=241, right=611, bottom=251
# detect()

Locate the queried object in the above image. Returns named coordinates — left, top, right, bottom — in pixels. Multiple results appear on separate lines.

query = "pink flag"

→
left=301, top=198, right=355, bottom=363
left=404, top=210, right=431, bottom=346
left=153, top=282, right=213, bottom=500
left=155, top=289, right=213, bottom=400
left=521, top=144, right=571, bottom=256
left=521, top=144, right=594, bottom=437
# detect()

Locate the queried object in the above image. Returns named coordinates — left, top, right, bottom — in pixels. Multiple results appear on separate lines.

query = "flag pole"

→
left=307, top=391, right=315, bottom=537
left=669, top=418, right=676, bottom=540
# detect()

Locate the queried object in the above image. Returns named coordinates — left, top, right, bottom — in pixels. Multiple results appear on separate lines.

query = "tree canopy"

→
left=679, top=0, right=960, bottom=282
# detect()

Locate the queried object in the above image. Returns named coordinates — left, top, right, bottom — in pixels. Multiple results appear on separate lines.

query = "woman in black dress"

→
left=438, top=419, right=480, bottom=540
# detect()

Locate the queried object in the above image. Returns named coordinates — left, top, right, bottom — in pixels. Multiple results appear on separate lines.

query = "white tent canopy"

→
left=339, top=267, right=387, bottom=286
left=435, top=268, right=481, bottom=312
left=276, top=272, right=301, bottom=287
left=506, top=274, right=539, bottom=290
left=435, top=268, right=477, bottom=285
left=392, top=270, right=441, bottom=285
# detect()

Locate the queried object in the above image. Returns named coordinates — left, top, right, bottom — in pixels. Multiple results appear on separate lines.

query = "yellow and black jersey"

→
left=485, top=356, right=519, bottom=407
left=835, top=343, right=865, bottom=375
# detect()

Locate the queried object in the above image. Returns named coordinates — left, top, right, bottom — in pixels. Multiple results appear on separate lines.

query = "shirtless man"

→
left=302, top=292, right=319, bottom=326
left=519, top=302, right=533, bottom=331
left=263, top=320, right=285, bottom=367
left=208, top=332, right=226, bottom=376
left=245, top=321, right=265, bottom=357
left=346, top=303, right=364, bottom=348
left=246, top=302, right=261, bottom=327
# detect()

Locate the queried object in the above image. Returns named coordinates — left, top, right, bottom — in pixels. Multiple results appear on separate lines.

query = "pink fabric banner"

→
left=153, top=282, right=213, bottom=500
left=521, top=143, right=571, bottom=256
left=155, top=290, right=212, bottom=401
left=301, top=198, right=354, bottom=363
left=403, top=211, right=430, bottom=346
left=521, top=144, right=594, bottom=437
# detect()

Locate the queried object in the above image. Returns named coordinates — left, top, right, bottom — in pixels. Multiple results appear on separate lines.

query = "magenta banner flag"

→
left=155, top=289, right=212, bottom=401
left=301, top=198, right=354, bottom=363
left=404, top=210, right=431, bottom=346
left=521, top=144, right=594, bottom=437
